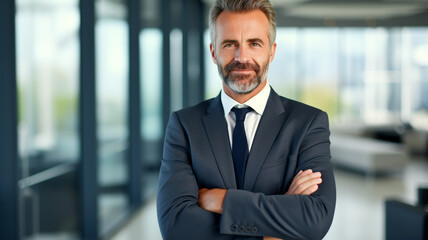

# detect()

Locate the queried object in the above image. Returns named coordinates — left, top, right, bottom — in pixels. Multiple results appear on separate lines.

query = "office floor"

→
left=110, top=157, right=428, bottom=240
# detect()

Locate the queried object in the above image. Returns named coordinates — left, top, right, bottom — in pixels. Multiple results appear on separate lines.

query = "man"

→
left=157, top=0, right=336, bottom=239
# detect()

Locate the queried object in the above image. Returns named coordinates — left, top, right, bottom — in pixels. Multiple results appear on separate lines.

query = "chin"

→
left=228, top=81, right=259, bottom=94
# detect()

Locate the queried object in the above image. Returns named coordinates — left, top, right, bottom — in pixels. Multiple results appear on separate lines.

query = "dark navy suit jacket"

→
left=157, top=88, right=336, bottom=240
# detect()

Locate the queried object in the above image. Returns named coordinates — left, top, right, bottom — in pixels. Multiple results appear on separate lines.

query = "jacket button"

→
left=251, top=226, right=258, bottom=233
left=238, top=225, right=245, bottom=232
left=230, top=224, right=238, bottom=231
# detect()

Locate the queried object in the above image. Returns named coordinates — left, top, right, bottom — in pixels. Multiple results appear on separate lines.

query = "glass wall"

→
left=15, top=0, right=80, bottom=238
left=140, top=28, right=163, bottom=197
left=140, top=29, right=163, bottom=152
left=4, top=0, right=204, bottom=238
left=95, top=0, right=130, bottom=233
left=205, top=27, right=428, bottom=129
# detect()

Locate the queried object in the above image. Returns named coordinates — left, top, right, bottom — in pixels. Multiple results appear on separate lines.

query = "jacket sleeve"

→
left=220, top=111, right=336, bottom=240
left=157, top=112, right=234, bottom=240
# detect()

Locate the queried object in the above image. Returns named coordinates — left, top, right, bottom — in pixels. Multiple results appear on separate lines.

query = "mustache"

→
left=224, top=61, right=260, bottom=73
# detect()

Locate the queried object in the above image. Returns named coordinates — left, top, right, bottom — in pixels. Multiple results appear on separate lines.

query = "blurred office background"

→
left=1, top=0, right=428, bottom=239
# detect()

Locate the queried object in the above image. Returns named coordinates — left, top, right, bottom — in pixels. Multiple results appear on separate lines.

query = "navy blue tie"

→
left=232, top=107, right=253, bottom=189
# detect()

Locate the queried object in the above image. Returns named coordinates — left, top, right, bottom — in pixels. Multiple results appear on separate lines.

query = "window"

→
left=95, top=0, right=130, bottom=233
left=16, top=0, right=80, bottom=238
left=140, top=29, right=163, bottom=174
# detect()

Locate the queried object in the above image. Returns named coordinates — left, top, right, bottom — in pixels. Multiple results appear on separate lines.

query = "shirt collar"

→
left=221, top=80, right=271, bottom=116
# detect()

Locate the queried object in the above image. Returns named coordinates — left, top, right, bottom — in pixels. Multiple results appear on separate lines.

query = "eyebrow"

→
left=220, top=38, right=265, bottom=46
left=221, top=39, right=239, bottom=46
left=248, top=38, right=264, bottom=44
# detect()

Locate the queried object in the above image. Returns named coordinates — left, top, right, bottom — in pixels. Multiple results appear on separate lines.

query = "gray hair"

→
left=209, top=0, right=277, bottom=48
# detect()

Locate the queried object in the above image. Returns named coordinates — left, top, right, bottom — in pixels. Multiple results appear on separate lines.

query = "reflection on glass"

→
left=16, top=0, right=80, bottom=175
left=170, top=28, right=183, bottom=112
left=139, top=29, right=163, bottom=196
left=140, top=29, right=163, bottom=141
left=16, top=0, right=80, bottom=238
left=205, top=27, right=428, bottom=128
left=95, top=0, right=130, bottom=233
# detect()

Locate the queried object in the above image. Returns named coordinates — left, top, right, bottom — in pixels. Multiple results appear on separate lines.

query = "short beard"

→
left=217, top=59, right=269, bottom=94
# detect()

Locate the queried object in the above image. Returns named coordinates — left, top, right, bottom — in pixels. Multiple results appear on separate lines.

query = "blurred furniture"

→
left=385, top=188, right=428, bottom=240
left=404, top=129, right=428, bottom=157
left=330, top=134, right=408, bottom=174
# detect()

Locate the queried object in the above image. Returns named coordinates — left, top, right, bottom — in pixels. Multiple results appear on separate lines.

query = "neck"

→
left=223, top=79, right=267, bottom=104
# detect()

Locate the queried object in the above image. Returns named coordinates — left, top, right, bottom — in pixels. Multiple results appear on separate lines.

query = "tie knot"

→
left=232, top=107, right=253, bottom=121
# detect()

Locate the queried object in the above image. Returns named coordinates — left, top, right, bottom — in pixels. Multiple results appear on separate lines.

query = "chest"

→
left=188, top=124, right=301, bottom=194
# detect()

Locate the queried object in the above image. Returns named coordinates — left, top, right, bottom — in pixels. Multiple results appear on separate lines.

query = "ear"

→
left=210, top=43, right=217, bottom=64
left=269, top=43, right=277, bottom=63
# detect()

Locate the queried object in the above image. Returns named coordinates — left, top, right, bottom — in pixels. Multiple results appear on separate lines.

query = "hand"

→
left=197, top=188, right=227, bottom=214
left=263, top=237, right=282, bottom=240
left=286, top=169, right=322, bottom=195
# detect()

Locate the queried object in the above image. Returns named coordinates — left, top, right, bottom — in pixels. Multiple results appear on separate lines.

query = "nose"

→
left=234, top=45, right=250, bottom=63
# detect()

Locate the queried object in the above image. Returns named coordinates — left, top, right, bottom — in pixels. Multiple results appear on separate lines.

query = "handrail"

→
left=18, top=163, right=75, bottom=188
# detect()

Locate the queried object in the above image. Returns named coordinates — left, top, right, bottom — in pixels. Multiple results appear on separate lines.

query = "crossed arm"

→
left=198, top=169, right=323, bottom=240
left=198, top=169, right=322, bottom=214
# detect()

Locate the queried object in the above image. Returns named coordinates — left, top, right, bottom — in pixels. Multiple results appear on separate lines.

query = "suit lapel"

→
left=243, top=89, right=287, bottom=190
left=202, top=95, right=237, bottom=189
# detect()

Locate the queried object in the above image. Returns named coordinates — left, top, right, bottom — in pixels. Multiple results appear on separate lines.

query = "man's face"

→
left=210, top=10, right=276, bottom=95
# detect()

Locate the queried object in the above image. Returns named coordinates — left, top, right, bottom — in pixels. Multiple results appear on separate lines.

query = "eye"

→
left=224, top=43, right=235, bottom=48
left=251, top=42, right=261, bottom=47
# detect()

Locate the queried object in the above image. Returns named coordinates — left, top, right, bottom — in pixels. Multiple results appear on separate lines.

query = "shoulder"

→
left=272, top=93, right=330, bottom=135
left=169, top=97, right=218, bottom=125
left=175, top=98, right=215, bottom=116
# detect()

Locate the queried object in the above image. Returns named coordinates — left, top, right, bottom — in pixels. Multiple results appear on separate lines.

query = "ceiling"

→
left=202, top=0, right=428, bottom=27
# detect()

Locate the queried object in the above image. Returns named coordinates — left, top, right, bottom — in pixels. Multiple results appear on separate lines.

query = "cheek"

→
left=217, top=50, right=235, bottom=64
left=254, top=51, right=271, bottom=65
left=218, top=48, right=234, bottom=57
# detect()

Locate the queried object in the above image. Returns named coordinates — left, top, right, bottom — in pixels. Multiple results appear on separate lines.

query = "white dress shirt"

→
left=221, top=81, right=271, bottom=151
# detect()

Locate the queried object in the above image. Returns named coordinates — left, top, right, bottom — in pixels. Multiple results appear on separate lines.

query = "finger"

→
left=299, top=169, right=313, bottom=176
left=299, top=176, right=322, bottom=188
left=289, top=177, right=322, bottom=195
left=297, top=171, right=321, bottom=181
left=295, top=177, right=322, bottom=194
left=287, top=171, right=321, bottom=195
left=292, top=169, right=313, bottom=185
left=302, top=184, right=319, bottom=195
left=293, top=172, right=321, bottom=186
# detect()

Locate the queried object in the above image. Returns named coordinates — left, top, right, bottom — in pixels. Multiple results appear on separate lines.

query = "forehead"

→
left=215, top=10, right=270, bottom=41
